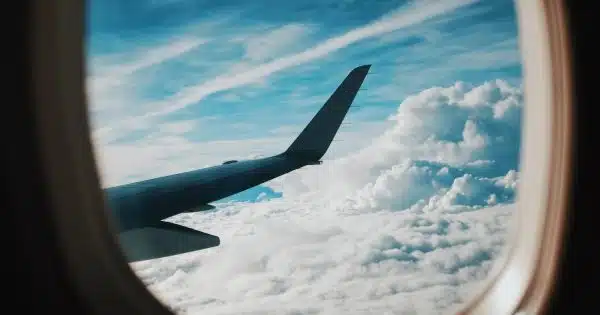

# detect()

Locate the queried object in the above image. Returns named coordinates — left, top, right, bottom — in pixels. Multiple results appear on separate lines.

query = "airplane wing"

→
left=107, top=64, right=371, bottom=262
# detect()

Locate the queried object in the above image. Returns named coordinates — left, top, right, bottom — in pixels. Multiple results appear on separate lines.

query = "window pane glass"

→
left=86, top=0, right=523, bottom=314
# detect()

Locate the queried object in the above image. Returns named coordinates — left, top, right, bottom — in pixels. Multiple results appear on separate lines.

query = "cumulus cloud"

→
left=129, top=80, right=523, bottom=315
left=269, top=80, right=522, bottom=199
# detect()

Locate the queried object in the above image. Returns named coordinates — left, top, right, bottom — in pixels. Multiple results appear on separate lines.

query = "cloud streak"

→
left=239, top=23, right=315, bottom=62
left=89, top=37, right=206, bottom=93
left=112, top=0, right=478, bottom=126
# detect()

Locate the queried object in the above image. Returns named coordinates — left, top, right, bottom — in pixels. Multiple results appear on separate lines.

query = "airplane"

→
left=104, top=65, right=371, bottom=262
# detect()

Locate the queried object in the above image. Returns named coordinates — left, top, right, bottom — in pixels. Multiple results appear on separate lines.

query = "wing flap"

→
left=118, top=221, right=220, bottom=262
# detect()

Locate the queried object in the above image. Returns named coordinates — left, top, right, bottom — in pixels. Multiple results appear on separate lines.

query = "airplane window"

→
left=86, top=0, right=523, bottom=314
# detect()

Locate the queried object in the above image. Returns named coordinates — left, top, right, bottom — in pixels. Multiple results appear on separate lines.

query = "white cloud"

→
left=86, top=36, right=208, bottom=135
left=128, top=79, right=522, bottom=314
left=158, top=120, right=199, bottom=135
left=269, top=80, right=522, bottom=199
left=89, top=37, right=206, bottom=94
left=240, top=24, right=314, bottom=62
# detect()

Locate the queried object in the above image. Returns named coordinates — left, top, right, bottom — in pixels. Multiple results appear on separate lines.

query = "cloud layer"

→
left=129, top=80, right=523, bottom=315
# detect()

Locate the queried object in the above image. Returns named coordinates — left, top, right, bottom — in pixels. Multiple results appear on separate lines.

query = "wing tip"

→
left=352, top=64, right=372, bottom=74
left=282, top=64, right=370, bottom=162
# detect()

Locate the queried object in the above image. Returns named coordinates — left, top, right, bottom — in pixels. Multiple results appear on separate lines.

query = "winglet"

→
left=282, top=65, right=371, bottom=162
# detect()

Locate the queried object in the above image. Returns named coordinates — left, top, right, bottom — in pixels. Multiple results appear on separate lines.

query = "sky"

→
left=86, top=0, right=524, bottom=314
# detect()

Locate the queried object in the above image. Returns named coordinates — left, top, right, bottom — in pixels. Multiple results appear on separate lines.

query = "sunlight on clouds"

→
left=270, top=80, right=521, bottom=200
left=130, top=80, right=522, bottom=315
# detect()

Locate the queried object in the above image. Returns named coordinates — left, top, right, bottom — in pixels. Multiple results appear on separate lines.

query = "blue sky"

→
left=86, top=0, right=521, bottom=188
